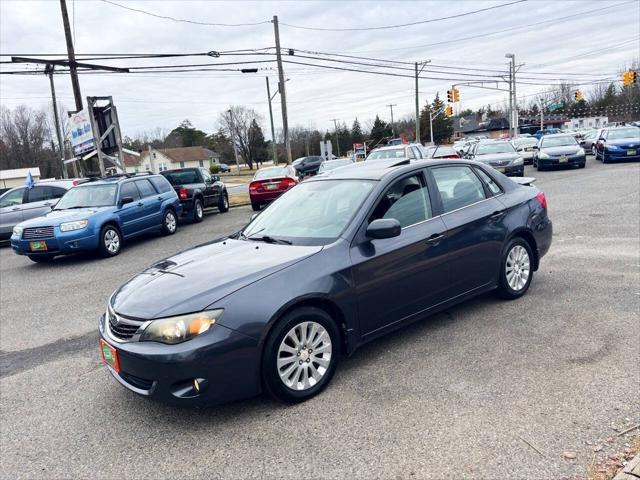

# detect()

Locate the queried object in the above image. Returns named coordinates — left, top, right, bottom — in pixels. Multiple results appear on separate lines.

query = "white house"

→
left=0, top=167, right=41, bottom=188
left=124, top=147, right=220, bottom=174
left=564, top=116, right=608, bottom=130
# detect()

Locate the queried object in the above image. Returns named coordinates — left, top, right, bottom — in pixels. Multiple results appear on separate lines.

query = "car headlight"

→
left=576, top=148, right=585, bottom=156
left=512, top=157, right=524, bottom=165
left=12, top=225, right=24, bottom=237
left=139, top=309, right=223, bottom=344
left=605, top=144, right=622, bottom=151
left=59, top=219, right=88, bottom=232
left=538, top=151, right=550, bottom=159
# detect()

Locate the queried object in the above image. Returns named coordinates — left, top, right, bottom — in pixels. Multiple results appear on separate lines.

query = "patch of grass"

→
left=229, top=193, right=250, bottom=207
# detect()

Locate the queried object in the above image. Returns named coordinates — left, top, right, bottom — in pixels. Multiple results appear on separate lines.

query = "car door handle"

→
left=426, top=233, right=445, bottom=245
left=137, top=202, right=144, bottom=207
left=157, top=196, right=162, bottom=201
left=11, top=207, right=20, bottom=211
left=490, top=210, right=505, bottom=219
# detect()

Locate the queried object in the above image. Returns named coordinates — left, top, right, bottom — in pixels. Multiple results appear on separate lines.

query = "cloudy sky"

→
left=1, top=0, right=639, bottom=139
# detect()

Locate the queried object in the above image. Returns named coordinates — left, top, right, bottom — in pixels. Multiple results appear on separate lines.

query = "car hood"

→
left=17, top=207, right=109, bottom=227
left=111, top=239, right=322, bottom=319
left=475, top=153, right=520, bottom=164
left=541, top=146, right=582, bottom=155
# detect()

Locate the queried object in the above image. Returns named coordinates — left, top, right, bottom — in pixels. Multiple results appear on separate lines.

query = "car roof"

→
left=79, top=174, right=162, bottom=186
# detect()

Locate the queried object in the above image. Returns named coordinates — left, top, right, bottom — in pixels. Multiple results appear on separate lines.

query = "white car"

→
left=512, top=137, right=539, bottom=165
left=365, top=143, right=427, bottom=161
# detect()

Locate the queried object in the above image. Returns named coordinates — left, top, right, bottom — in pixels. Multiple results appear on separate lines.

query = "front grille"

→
left=108, top=310, right=144, bottom=341
left=22, top=226, right=54, bottom=240
left=119, top=372, right=154, bottom=391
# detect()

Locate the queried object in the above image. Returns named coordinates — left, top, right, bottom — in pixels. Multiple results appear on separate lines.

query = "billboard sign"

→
left=67, top=109, right=94, bottom=155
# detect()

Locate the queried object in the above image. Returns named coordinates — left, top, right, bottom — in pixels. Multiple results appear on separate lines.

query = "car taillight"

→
left=177, top=187, right=188, bottom=200
left=279, top=177, right=297, bottom=189
left=249, top=181, right=263, bottom=192
left=535, top=191, right=547, bottom=210
left=72, top=180, right=78, bottom=186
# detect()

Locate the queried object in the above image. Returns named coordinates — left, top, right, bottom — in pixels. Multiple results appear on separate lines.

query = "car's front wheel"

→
left=218, top=192, right=229, bottom=213
left=162, top=209, right=178, bottom=235
left=262, top=307, right=339, bottom=404
left=495, top=238, right=533, bottom=300
left=251, top=202, right=261, bottom=212
left=98, top=225, right=122, bottom=257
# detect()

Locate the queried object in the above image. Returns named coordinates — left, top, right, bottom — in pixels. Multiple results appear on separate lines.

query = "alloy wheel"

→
left=505, top=245, right=530, bottom=291
left=277, top=321, right=332, bottom=391
left=104, top=229, right=120, bottom=254
left=165, top=211, right=177, bottom=233
left=195, top=202, right=203, bottom=220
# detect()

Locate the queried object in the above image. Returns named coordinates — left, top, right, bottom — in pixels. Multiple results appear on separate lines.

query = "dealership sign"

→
left=67, top=109, right=94, bottom=155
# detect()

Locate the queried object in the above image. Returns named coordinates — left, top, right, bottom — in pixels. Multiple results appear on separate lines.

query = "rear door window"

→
left=135, top=179, right=156, bottom=198
left=432, top=166, right=488, bottom=213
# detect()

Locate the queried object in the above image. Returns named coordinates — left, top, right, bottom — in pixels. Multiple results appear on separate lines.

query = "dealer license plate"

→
left=100, top=339, right=120, bottom=372
left=29, top=241, right=47, bottom=251
left=559, top=156, right=568, bottom=163
left=265, top=184, right=277, bottom=190
left=628, top=150, right=636, bottom=156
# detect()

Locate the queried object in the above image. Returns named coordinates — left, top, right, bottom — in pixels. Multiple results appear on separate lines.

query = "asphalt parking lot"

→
left=1, top=155, right=638, bottom=479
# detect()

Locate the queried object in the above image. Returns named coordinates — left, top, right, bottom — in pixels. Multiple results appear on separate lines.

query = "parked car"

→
left=10, top=174, right=181, bottom=262
left=580, top=129, right=603, bottom=154
left=594, top=126, right=640, bottom=163
left=212, top=162, right=230, bottom=173
left=366, top=143, right=425, bottom=161
left=98, top=158, right=552, bottom=406
left=533, top=128, right=561, bottom=140
left=422, top=145, right=460, bottom=159
left=0, top=179, right=83, bottom=241
left=160, top=167, right=228, bottom=223
left=292, top=156, right=324, bottom=177
left=466, top=140, right=524, bottom=176
left=318, top=158, right=354, bottom=173
left=533, top=134, right=586, bottom=170
left=511, top=137, right=539, bottom=165
left=249, top=165, right=298, bottom=211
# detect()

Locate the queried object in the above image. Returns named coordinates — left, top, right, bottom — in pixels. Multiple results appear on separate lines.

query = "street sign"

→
left=548, top=103, right=563, bottom=111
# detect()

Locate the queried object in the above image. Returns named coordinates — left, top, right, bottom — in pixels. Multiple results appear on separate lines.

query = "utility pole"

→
left=414, top=60, right=430, bottom=143
left=540, top=98, right=544, bottom=131
left=227, top=109, right=241, bottom=174
left=265, top=77, right=278, bottom=165
left=505, top=54, right=513, bottom=138
left=331, top=118, right=341, bottom=157
left=60, top=0, right=82, bottom=112
left=46, top=64, right=68, bottom=178
left=387, top=104, right=397, bottom=137
left=272, top=16, right=291, bottom=164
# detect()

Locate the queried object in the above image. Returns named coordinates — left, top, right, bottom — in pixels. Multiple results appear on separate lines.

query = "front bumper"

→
left=604, top=148, right=640, bottom=161
left=537, top=154, right=586, bottom=168
left=98, top=314, right=261, bottom=406
left=11, top=227, right=99, bottom=256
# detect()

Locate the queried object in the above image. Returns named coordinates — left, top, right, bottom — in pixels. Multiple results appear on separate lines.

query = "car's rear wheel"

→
left=218, top=192, right=229, bottom=213
left=193, top=198, right=204, bottom=223
left=162, top=209, right=178, bottom=235
left=98, top=225, right=121, bottom=257
left=495, top=238, right=533, bottom=300
left=251, top=202, right=261, bottom=212
left=28, top=254, right=55, bottom=263
left=262, top=307, right=339, bottom=404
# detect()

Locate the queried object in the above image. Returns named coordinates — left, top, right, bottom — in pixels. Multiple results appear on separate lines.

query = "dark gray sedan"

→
left=467, top=141, right=525, bottom=176
left=533, top=134, right=586, bottom=170
left=99, top=159, right=552, bottom=406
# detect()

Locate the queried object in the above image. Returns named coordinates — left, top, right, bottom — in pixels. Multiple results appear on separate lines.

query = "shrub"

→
left=210, top=163, right=220, bottom=174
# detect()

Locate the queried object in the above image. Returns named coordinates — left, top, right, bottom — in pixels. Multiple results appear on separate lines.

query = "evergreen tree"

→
left=431, top=93, right=454, bottom=144
left=166, top=119, right=207, bottom=147
left=351, top=118, right=364, bottom=144
left=369, top=115, right=392, bottom=147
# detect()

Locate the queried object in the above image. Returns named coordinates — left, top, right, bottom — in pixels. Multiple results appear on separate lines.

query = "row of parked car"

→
left=1, top=167, right=229, bottom=262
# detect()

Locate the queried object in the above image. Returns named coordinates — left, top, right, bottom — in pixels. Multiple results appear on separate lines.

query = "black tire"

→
left=532, top=158, right=538, bottom=169
left=98, top=224, right=122, bottom=258
left=578, top=162, right=586, bottom=169
left=218, top=191, right=229, bottom=213
left=161, top=209, right=178, bottom=235
left=601, top=152, right=608, bottom=164
left=495, top=237, right=534, bottom=300
left=28, top=254, right=55, bottom=263
left=262, top=306, right=340, bottom=404
left=251, top=202, right=261, bottom=212
left=192, top=198, right=204, bottom=223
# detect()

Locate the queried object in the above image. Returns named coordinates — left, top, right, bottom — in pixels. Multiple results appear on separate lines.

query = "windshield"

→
left=476, top=143, right=516, bottom=155
left=432, top=146, right=457, bottom=157
left=367, top=148, right=405, bottom=160
left=541, top=136, right=578, bottom=147
left=607, top=127, right=640, bottom=140
left=55, top=184, right=117, bottom=209
left=161, top=170, right=199, bottom=185
left=254, top=167, right=289, bottom=180
left=242, top=179, right=374, bottom=245
left=319, top=159, right=352, bottom=172
left=513, top=138, right=538, bottom=147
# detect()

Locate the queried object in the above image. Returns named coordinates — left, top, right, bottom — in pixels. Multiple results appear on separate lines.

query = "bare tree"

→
left=218, top=106, right=266, bottom=169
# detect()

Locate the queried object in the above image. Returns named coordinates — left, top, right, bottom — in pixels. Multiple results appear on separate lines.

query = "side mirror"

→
left=120, top=196, right=134, bottom=206
left=366, top=218, right=401, bottom=240
left=598, top=137, right=605, bottom=142
left=532, top=146, right=539, bottom=150
left=212, top=175, right=220, bottom=182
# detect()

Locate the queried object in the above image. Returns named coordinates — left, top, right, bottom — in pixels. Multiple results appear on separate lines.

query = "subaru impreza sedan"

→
left=99, top=159, right=552, bottom=406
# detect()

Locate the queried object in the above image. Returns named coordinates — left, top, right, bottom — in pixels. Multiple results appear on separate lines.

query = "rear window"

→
left=367, top=147, right=406, bottom=160
left=161, top=170, right=200, bottom=185
left=149, top=176, right=173, bottom=193
left=255, top=167, right=289, bottom=180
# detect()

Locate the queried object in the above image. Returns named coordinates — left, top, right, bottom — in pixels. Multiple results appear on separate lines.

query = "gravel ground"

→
left=0, top=155, right=638, bottom=479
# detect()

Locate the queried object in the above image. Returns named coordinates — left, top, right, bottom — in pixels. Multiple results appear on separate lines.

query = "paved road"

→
left=1, top=156, right=639, bottom=479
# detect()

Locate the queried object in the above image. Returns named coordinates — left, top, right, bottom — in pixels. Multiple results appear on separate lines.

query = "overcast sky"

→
left=1, top=0, right=639, bottom=140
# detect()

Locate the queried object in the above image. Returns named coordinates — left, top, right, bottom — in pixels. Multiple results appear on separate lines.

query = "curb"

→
left=613, top=454, right=640, bottom=480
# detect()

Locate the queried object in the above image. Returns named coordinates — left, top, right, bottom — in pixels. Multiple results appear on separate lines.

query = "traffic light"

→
left=623, top=71, right=630, bottom=86
left=447, top=89, right=454, bottom=102
left=574, top=90, right=583, bottom=101
left=623, top=69, right=638, bottom=86
left=445, top=105, right=453, bottom=117
left=452, top=88, right=460, bottom=102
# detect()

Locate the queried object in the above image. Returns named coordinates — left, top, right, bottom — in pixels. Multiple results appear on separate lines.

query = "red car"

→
left=249, top=165, right=298, bottom=211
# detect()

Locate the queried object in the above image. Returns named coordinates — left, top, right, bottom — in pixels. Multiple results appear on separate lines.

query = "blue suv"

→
left=11, top=174, right=182, bottom=262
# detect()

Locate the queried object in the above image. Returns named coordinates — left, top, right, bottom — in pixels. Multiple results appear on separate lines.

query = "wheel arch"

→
left=507, top=228, right=539, bottom=271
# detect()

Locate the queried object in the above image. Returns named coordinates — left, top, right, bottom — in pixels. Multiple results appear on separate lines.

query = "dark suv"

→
left=160, top=168, right=229, bottom=223
left=293, top=156, right=323, bottom=177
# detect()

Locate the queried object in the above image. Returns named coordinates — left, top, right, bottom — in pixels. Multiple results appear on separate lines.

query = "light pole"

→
left=331, top=118, right=341, bottom=157
left=387, top=104, right=397, bottom=137
left=265, top=77, right=278, bottom=165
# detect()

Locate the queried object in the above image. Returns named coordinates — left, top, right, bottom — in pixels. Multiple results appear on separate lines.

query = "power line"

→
left=99, top=0, right=271, bottom=27
left=278, top=0, right=526, bottom=31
